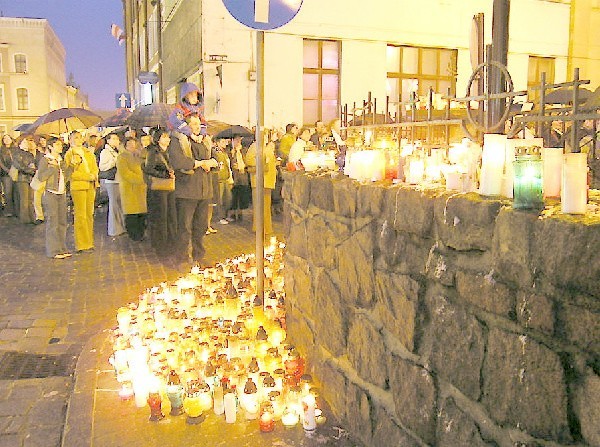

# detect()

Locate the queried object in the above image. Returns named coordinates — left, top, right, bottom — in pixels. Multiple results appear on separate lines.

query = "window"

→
left=14, top=54, right=27, bottom=73
left=0, top=85, right=5, bottom=111
left=386, top=45, right=457, bottom=104
left=17, top=88, right=29, bottom=110
left=528, top=56, right=555, bottom=102
left=148, top=11, right=158, bottom=58
left=0, top=53, right=3, bottom=72
left=303, top=39, right=340, bottom=125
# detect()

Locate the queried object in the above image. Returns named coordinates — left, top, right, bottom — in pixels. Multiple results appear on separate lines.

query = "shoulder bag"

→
left=8, top=165, right=18, bottom=182
left=149, top=152, right=175, bottom=191
left=29, top=171, right=46, bottom=191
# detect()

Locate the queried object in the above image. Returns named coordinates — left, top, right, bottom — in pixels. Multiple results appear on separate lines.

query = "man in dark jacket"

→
left=168, top=115, right=218, bottom=268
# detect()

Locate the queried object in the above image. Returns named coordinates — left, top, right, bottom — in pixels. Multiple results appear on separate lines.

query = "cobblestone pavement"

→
left=0, top=205, right=362, bottom=447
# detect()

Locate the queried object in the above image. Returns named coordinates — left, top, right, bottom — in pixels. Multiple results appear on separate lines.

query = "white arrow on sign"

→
left=118, top=94, right=128, bottom=108
left=254, top=0, right=270, bottom=23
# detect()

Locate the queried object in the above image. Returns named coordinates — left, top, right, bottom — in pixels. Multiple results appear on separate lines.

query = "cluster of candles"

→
left=343, top=132, right=590, bottom=214
left=109, top=239, right=325, bottom=432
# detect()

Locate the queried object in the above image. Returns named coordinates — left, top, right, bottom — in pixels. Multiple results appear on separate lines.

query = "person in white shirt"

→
left=288, top=127, right=313, bottom=165
left=99, top=133, right=126, bottom=237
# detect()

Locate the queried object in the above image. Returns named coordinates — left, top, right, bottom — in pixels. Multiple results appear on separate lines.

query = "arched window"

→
left=14, top=54, right=27, bottom=73
left=16, top=88, right=29, bottom=110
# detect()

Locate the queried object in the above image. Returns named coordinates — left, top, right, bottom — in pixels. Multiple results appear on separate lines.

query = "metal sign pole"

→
left=255, top=30, right=265, bottom=302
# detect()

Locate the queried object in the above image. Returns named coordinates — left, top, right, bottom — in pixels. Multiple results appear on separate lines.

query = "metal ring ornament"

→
left=465, top=60, right=514, bottom=133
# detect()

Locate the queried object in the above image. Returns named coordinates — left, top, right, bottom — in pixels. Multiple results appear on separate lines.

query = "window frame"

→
left=527, top=55, right=555, bottom=102
left=16, top=87, right=29, bottom=110
left=0, top=84, right=5, bottom=111
left=14, top=53, right=27, bottom=74
left=302, top=39, right=341, bottom=126
left=386, top=45, right=457, bottom=103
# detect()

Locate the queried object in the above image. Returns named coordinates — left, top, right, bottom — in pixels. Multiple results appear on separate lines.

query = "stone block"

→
left=437, top=397, right=495, bottom=447
left=532, top=218, right=600, bottom=299
left=318, top=361, right=347, bottom=420
left=425, top=244, right=455, bottom=287
left=389, top=356, right=437, bottom=445
left=388, top=187, right=435, bottom=238
left=313, top=270, right=347, bottom=356
left=357, top=183, right=385, bottom=218
left=371, top=406, right=422, bottom=447
left=347, top=314, right=388, bottom=388
left=420, top=294, right=484, bottom=401
left=285, top=219, right=308, bottom=260
left=374, top=272, right=419, bottom=352
left=306, top=214, right=350, bottom=270
left=491, top=208, right=537, bottom=288
left=283, top=255, right=313, bottom=317
left=376, top=228, right=432, bottom=277
left=333, top=177, right=357, bottom=218
left=557, top=301, right=600, bottom=355
left=345, top=382, right=373, bottom=446
left=455, top=271, right=515, bottom=318
left=516, top=291, right=555, bottom=336
left=573, top=372, right=600, bottom=447
left=434, top=193, right=502, bottom=252
left=338, top=225, right=376, bottom=308
left=285, top=313, right=315, bottom=359
left=309, top=175, right=334, bottom=212
left=287, top=171, right=311, bottom=209
left=482, top=328, right=570, bottom=442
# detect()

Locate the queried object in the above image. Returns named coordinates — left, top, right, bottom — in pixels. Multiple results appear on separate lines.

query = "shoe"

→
left=219, top=219, right=229, bottom=225
left=225, top=217, right=235, bottom=222
left=34, top=219, right=44, bottom=225
left=61, top=253, right=72, bottom=258
left=53, top=254, right=68, bottom=259
left=207, top=227, right=218, bottom=234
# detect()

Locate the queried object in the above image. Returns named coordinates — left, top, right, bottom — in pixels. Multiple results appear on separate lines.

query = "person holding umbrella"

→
left=36, top=137, right=73, bottom=259
left=64, top=131, right=98, bottom=253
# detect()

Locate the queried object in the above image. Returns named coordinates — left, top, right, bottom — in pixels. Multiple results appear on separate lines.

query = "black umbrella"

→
left=13, top=123, right=33, bottom=132
left=215, top=125, right=253, bottom=139
left=98, top=108, right=132, bottom=127
left=543, top=86, right=593, bottom=104
left=125, top=103, right=174, bottom=128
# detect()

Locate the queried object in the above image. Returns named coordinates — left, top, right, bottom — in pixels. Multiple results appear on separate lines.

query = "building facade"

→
left=0, top=17, right=71, bottom=135
left=122, top=0, right=599, bottom=130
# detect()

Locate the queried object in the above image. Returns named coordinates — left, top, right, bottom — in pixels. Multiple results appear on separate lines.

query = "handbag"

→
left=29, top=172, right=46, bottom=191
left=8, top=165, right=18, bottom=182
left=99, top=166, right=117, bottom=180
left=149, top=176, right=175, bottom=191
left=148, top=151, right=175, bottom=191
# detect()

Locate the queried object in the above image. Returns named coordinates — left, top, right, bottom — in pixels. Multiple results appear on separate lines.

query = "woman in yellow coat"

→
left=64, top=131, right=98, bottom=252
left=117, top=137, right=147, bottom=241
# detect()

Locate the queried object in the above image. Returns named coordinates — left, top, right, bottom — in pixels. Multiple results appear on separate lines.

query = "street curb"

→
left=61, top=329, right=109, bottom=447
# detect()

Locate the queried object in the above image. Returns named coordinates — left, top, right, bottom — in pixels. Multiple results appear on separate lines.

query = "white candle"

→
left=542, top=147, right=563, bottom=198
left=224, top=391, right=237, bottom=423
left=561, top=153, right=588, bottom=214
left=479, top=134, right=506, bottom=196
left=302, top=394, right=317, bottom=432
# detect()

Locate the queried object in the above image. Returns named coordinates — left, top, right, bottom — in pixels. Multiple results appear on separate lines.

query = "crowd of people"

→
left=0, top=82, right=346, bottom=267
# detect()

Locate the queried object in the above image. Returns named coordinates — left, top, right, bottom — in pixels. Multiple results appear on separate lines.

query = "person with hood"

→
left=168, top=82, right=207, bottom=138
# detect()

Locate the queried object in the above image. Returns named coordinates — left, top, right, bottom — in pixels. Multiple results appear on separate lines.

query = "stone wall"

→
left=281, top=171, right=600, bottom=447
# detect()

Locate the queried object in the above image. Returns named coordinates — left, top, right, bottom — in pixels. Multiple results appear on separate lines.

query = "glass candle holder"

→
left=513, top=146, right=543, bottom=210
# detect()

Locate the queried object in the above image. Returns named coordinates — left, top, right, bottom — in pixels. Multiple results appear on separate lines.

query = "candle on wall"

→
left=302, top=394, right=317, bottom=432
left=224, top=389, right=237, bottom=423
left=561, top=153, right=588, bottom=214
left=512, top=146, right=543, bottom=210
left=479, top=134, right=507, bottom=196
left=542, top=147, right=563, bottom=198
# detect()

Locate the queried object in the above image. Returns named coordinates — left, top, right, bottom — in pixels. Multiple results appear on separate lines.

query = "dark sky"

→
left=0, top=0, right=126, bottom=111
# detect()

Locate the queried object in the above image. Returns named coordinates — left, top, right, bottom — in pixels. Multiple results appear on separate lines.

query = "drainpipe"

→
left=490, top=0, right=510, bottom=131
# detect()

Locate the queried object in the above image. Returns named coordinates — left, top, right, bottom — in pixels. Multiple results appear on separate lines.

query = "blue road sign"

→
left=115, top=93, right=131, bottom=109
left=222, top=0, right=303, bottom=30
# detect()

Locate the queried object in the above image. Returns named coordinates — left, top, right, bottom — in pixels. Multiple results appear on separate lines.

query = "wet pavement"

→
left=0, top=204, right=361, bottom=447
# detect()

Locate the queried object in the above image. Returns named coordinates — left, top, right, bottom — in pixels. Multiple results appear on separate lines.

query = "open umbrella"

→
left=215, top=125, right=253, bottom=139
left=98, top=108, right=132, bottom=127
left=206, top=120, right=233, bottom=136
left=13, top=123, right=33, bottom=132
left=26, top=107, right=102, bottom=135
left=543, top=86, right=593, bottom=104
left=125, top=103, right=174, bottom=128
